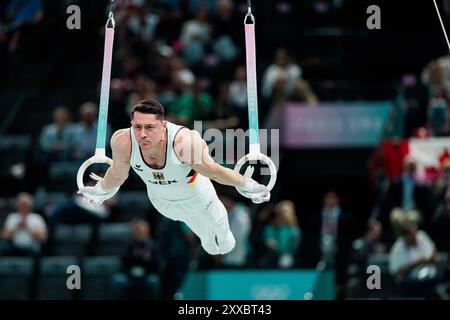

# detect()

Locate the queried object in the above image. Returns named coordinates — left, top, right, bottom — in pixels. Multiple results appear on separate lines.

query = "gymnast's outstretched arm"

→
left=100, top=129, right=131, bottom=190
left=78, top=129, right=130, bottom=206
left=174, top=129, right=270, bottom=203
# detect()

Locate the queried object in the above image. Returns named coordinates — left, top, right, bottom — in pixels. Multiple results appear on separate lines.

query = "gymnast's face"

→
left=131, top=112, right=166, bottom=150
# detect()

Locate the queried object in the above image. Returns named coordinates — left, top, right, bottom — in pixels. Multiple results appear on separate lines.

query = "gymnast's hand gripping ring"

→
left=76, top=151, right=113, bottom=191
left=234, top=152, right=277, bottom=198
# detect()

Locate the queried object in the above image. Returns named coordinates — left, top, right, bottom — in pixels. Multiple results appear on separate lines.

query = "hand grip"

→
left=234, top=152, right=277, bottom=198
left=76, top=154, right=113, bottom=191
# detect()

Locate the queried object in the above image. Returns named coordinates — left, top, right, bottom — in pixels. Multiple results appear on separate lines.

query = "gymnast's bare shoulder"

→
left=110, top=129, right=131, bottom=162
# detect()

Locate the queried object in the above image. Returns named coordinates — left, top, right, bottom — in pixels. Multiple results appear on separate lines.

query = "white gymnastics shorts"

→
left=147, top=189, right=236, bottom=255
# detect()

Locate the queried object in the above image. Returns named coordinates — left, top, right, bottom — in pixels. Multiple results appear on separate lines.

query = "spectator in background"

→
left=124, top=2, right=159, bottom=44
left=261, top=48, right=302, bottom=100
left=261, top=200, right=301, bottom=269
left=180, top=7, right=211, bottom=66
left=354, top=219, right=385, bottom=255
left=421, top=53, right=450, bottom=95
left=228, top=66, right=247, bottom=111
left=368, top=143, right=389, bottom=219
left=379, top=138, right=410, bottom=182
left=0, top=0, right=44, bottom=53
left=126, top=74, right=159, bottom=115
left=216, top=190, right=251, bottom=268
left=121, top=56, right=141, bottom=80
left=386, top=84, right=407, bottom=138
left=154, top=5, right=185, bottom=46
left=212, top=0, right=239, bottom=43
left=389, top=207, right=422, bottom=238
left=427, top=86, right=449, bottom=136
left=431, top=159, right=450, bottom=204
left=211, top=0, right=238, bottom=63
left=180, top=7, right=211, bottom=45
left=0, top=192, right=47, bottom=256
left=38, top=106, right=76, bottom=162
left=389, top=221, right=441, bottom=299
left=382, top=157, right=432, bottom=231
left=111, top=218, right=161, bottom=299
left=431, top=187, right=450, bottom=254
left=188, top=0, right=217, bottom=15
left=113, top=0, right=154, bottom=60
left=168, top=80, right=215, bottom=127
left=203, top=66, right=248, bottom=130
left=396, top=74, right=429, bottom=138
left=212, top=30, right=237, bottom=63
left=310, top=190, right=355, bottom=299
left=351, top=219, right=385, bottom=273
left=171, top=57, right=196, bottom=91
left=319, top=191, right=343, bottom=259
left=150, top=50, right=175, bottom=106
left=203, top=82, right=240, bottom=131
left=73, top=102, right=111, bottom=161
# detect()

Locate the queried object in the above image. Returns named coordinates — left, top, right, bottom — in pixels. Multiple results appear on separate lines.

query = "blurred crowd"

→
left=385, top=51, right=450, bottom=139
left=0, top=184, right=356, bottom=299
left=1, top=0, right=450, bottom=300
left=0, top=0, right=320, bottom=300
left=354, top=53, right=450, bottom=298
left=3, top=0, right=318, bottom=193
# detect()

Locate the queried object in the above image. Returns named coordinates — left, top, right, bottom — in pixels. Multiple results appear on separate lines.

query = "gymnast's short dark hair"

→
left=130, top=98, right=165, bottom=121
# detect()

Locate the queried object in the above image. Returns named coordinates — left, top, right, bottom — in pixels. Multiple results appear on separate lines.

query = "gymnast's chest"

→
left=130, top=159, right=193, bottom=186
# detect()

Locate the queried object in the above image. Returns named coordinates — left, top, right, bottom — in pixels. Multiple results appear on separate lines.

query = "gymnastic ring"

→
left=234, top=152, right=277, bottom=198
left=76, top=154, right=113, bottom=191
